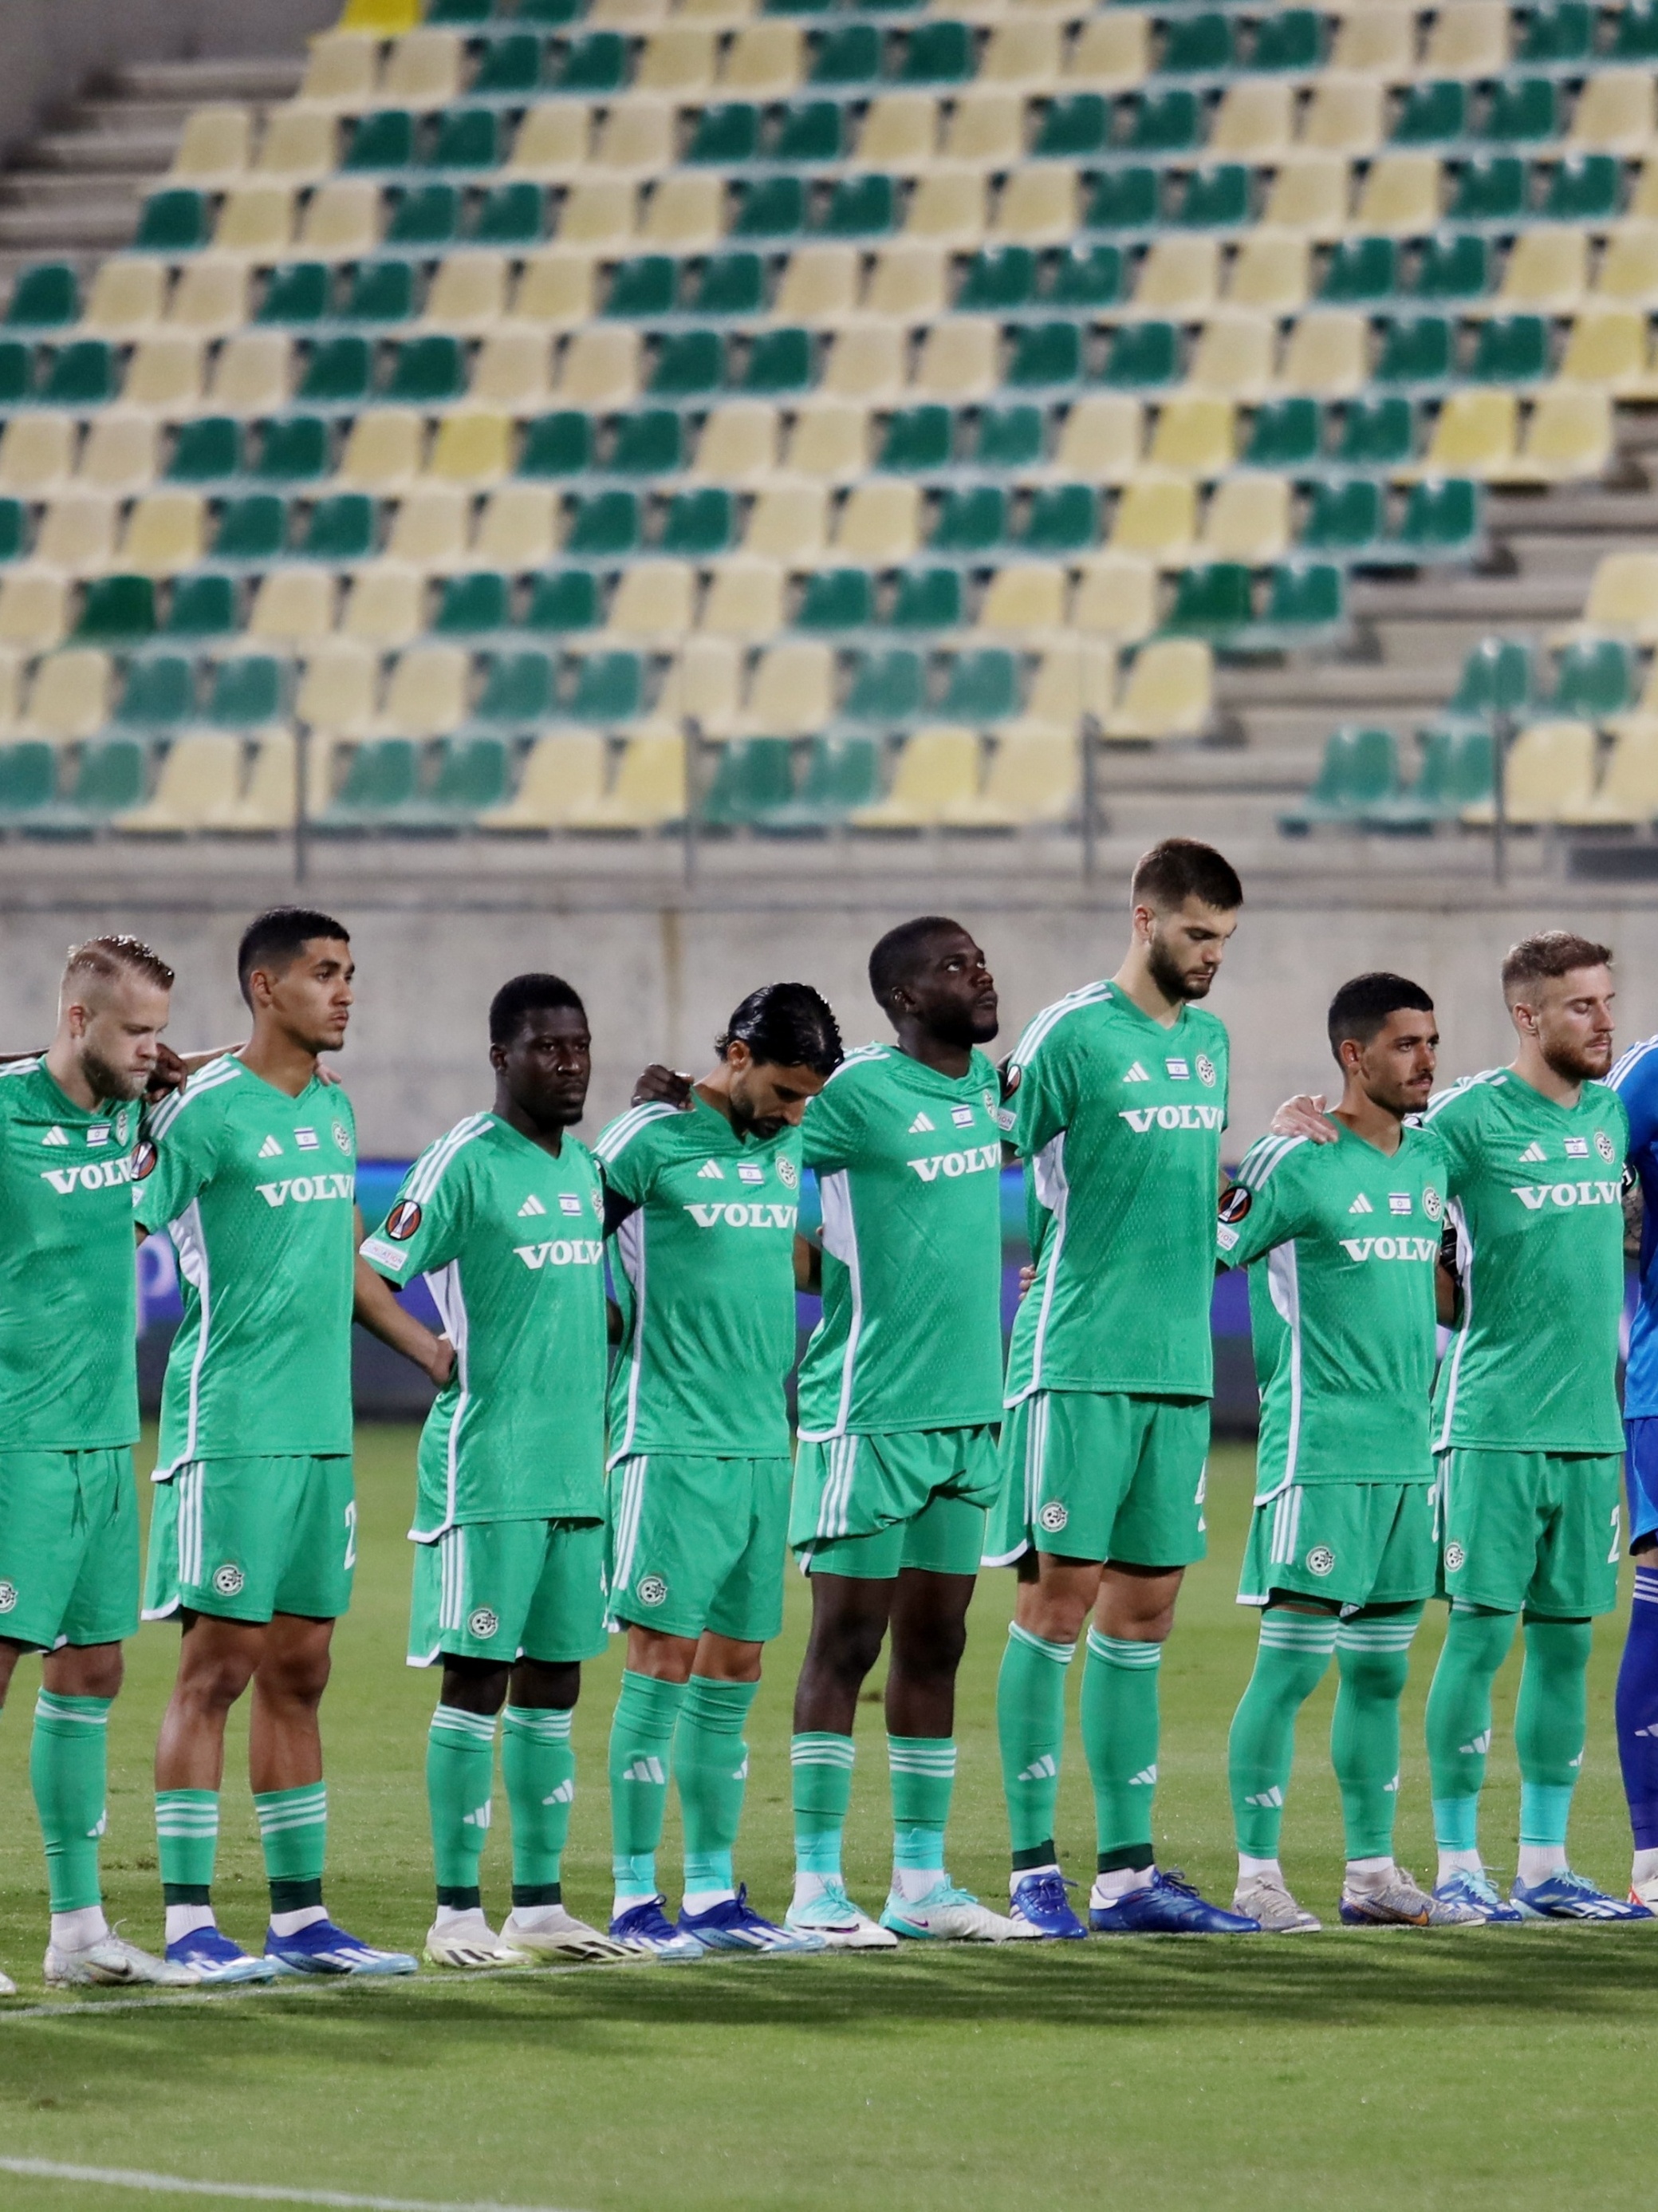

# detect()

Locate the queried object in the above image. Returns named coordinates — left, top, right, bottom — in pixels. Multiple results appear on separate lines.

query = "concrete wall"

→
left=5, top=884, right=1657, bottom=1153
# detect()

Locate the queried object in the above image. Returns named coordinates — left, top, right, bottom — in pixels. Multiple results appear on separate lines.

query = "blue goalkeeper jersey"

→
left=1612, top=1035, right=1656, bottom=1416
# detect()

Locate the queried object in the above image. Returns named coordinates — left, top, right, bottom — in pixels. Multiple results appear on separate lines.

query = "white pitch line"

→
left=0, top=2158, right=581, bottom=2212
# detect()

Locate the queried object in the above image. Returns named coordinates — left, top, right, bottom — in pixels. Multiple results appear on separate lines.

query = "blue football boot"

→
left=1008, top=1871, right=1089, bottom=1939
left=678, top=1884, right=826, bottom=1954
left=1089, top=1868, right=1260, bottom=1935
left=264, top=1918, right=418, bottom=1976
left=1510, top=1868, right=1654, bottom=1922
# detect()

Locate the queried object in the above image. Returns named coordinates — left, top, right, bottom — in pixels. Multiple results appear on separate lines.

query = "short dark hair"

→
left=489, top=972, right=586, bottom=1046
left=62, top=933, right=174, bottom=1000
left=1130, top=838, right=1243, bottom=915
left=1502, top=930, right=1613, bottom=1003
left=1327, top=972, right=1435, bottom=1066
left=868, top=916, right=965, bottom=1012
left=717, top=982, right=843, bottom=1077
left=236, top=906, right=349, bottom=1008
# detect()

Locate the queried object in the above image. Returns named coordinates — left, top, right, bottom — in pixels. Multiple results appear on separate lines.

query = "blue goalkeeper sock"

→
left=1618, top=1566, right=1658, bottom=1865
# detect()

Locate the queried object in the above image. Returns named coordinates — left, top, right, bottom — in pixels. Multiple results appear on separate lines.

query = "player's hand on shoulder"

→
left=316, top=1062, right=341, bottom=1088
left=632, top=1063, right=694, bottom=1110
left=145, top=1042, right=189, bottom=1101
left=1271, top=1092, right=1337, bottom=1145
left=1018, top=1262, right=1036, bottom=1300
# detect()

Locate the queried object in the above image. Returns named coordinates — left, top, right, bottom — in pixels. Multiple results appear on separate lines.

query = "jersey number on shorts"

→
left=344, top=1499, right=358, bottom=1572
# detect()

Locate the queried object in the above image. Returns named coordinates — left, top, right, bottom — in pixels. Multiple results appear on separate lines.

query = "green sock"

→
left=1331, top=1610, right=1421, bottom=1862
left=1082, top=1629, right=1163, bottom=1870
left=254, top=1783, right=328, bottom=1915
left=997, top=1623, right=1076, bottom=1870
left=889, top=1737, right=955, bottom=1877
left=503, top=1704, right=574, bottom=1907
left=427, top=1703, right=498, bottom=1910
left=30, top=1692, right=111, bottom=1914
left=156, top=1788, right=219, bottom=1902
left=1227, top=1610, right=1337, bottom=1859
left=791, top=1732, right=854, bottom=1879
left=1516, top=1617, right=1593, bottom=1849
left=675, top=1675, right=758, bottom=1897
left=608, top=1670, right=687, bottom=1901
left=1425, top=1603, right=1517, bottom=1853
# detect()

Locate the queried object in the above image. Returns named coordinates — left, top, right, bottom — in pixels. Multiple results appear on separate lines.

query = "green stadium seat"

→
left=742, top=327, right=813, bottom=395
left=1471, top=315, right=1550, bottom=383
left=820, top=175, right=896, bottom=238
left=1299, top=477, right=1383, bottom=556
left=0, top=344, right=30, bottom=406
left=1318, top=237, right=1396, bottom=306
left=0, top=499, right=24, bottom=561
left=930, top=485, right=1007, bottom=554
left=1125, top=90, right=1203, bottom=155
left=880, top=404, right=954, bottom=471
left=1281, top=726, right=1400, bottom=831
left=551, top=34, right=629, bottom=93
left=1336, top=396, right=1416, bottom=470
left=345, top=111, right=417, bottom=171
left=1409, top=235, right=1491, bottom=303
left=525, top=570, right=600, bottom=631
left=1250, top=10, right=1323, bottom=71
left=1390, top=477, right=1481, bottom=561
left=959, top=248, right=1037, bottom=313
left=1260, top=561, right=1344, bottom=639
left=692, top=254, right=766, bottom=316
left=1445, top=637, right=1533, bottom=724
left=843, top=648, right=924, bottom=722
left=1050, top=246, right=1125, bottom=309
left=897, top=20, right=974, bottom=83
left=1542, top=153, right=1621, bottom=223
left=520, top=0, right=582, bottom=22
left=688, top=104, right=760, bottom=164
left=1374, top=317, right=1453, bottom=386
left=890, top=567, right=962, bottom=627
left=399, top=735, right=510, bottom=827
left=1612, top=0, right=1658, bottom=59
left=299, top=493, right=376, bottom=562
left=1243, top=397, right=1321, bottom=469
left=1481, top=79, right=1559, bottom=145
left=25, top=737, right=145, bottom=837
left=214, top=494, right=289, bottom=562
left=519, top=412, right=592, bottom=475
left=1448, top=156, right=1527, bottom=223
left=210, top=655, right=284, bottom=728
left=0, top=740, right=57, bottom=825
left=1518, top=3, right=1593, bottom=64
left=1163, top=10, right=1234, bottom=72
left=388, top=185, right=461, bottom=248
left=733, top=177, right=807, bottom=239
left=772, top=102, right=845, bottom=164
left=163, top=574, right=238, bottom=638
left=607, top=258, right=678, bottom=318
left=649, top=329, right=723, bottom=396
left=1101, top=321, right=1180, bottom=389
left=429, top=0, right=494, bottom=22
left=1018, top=483, right=1096, bottom=553
left=1034, top=97, right=1109, bottom=162
left=318, top=739, right=419, bottom=830
left=566, top=490, right=640, bottom=557
left=1392, top=81, right=1467, bottom=146
left=661, top=487, right=734, bottom=557
left=810, top=24, right=881, bottom=85
left=473, top=34, right=544, bottom=97
left=74, top=574, right=156, bottom=642
left=471, top=182, right=546, bottom=246
left=116, top=655, right=195, bottom=730
left=756, top=733, right=879, bottom=830
left=169, top=416, right=244, bottom=483
left=136, top=191, right=210, bottom=254
left=254, top=416, right=331, bottom=483
left=1086, top=168, right=1161, bottom=233
left=608, top=409, right=682, bottom=473
left=975, top=404, right=1045, bottom=467
left=434, top=572, right=510, bottom=635
left=475, top=649, right=555, bottom=725
left=258, top=262, right=332, bottom=325
left=699, top=737, right=797, bottom=827
left=1007, top=322, right=1081, bottom=388
left=1365, top=725, right=1495, bottom=829
left=41, top=341, right=115, bottom=408
left=343, top=261, right=418, bottom=323
left=940, top=649, right=1017, bottom=721
left=1176, top=167, right=1251, bottom=229
left=299, top=337, right=373, bottom=406
left=428, top=109, right=502, bottom=171
left=6, top=264, right=79, bottom=329
left=797, top=569, right=875, bottom=629
left=1545, top=638, right=1636, bottom=719
left=565, top=651, right=643, bottom=721
left=386, top=335, right=466, bottom=404
left=1164, top=562, right=1253, bottom=639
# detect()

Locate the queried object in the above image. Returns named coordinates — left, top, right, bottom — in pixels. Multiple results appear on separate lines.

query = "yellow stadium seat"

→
left=0, top=575, right=68, bottom=653
left=745, top=640, right=834, bottom=735
left=864, top=243, right=946, bottom=322
left=1496, top=229, right=1587, bottom=314
left=471, top=331, right=553, bottom=409
left=1187, top=313, right=1274, bottom=399
left=1466, top=720, right=1596, bottom=824
left=693, top=400, right=778, bottom=481
left=557, top=325, right=640, bottom=406
left=342, top=566, right=423, bottom=646
left=0, top=414, right=73, bottom=496
left=84, top=258, right=167, bottom=337
left=1260, top=153, right=1349, bottom=235
left=171, top=107, right=252, bottom=186
left=565, top=730, right=686, bottom=832
left=1569, top=71, right=1654, bottom=154
left=116, top=733, right=246, bottom=834
left=1026, top=636, right=1116, bottom=727
left=1200, top=472, right=1290, bottom=562
left=979, top=564, right=1067, bottom=634
left=1562, top=729, right=1658, bottom=826
left=123, top=336, right=204, bottom=415
left=700, top=558, right=784, bottom=637
left=1557, top=309, right=1648, bottom=393
left=382, top=29, right=462, bottom=109
left=512, top=252, right=594, bottom=328
left=382, top=645, right=468, bottom=739
left=80, top=414, right=157, bottom=495
left=597, top=96, right=672, bottom=171
left=834, top=480, right=920, bottom=564
left=980, top=20, right=1061, bottom=87
left=1330, top=6, right=1415, bottom=72
left=785, top=400, right=867, bottom=479
left=608, top=561, right=696, bottom=639
left=660, top=634, right=742, bottom=735
left=337, top=409, right=424, bottom=489
left=429, top=412, right=510, bottom=487
left=642, top=174, right=724, bottom=252
left=1425, top=2, right=1508, bottom=75
left=387, top=486, right=469, bottom=570
left=679, top=0, right=755, bottom=21
left=1302, top=79, right=1384, bottom=157
left=906, top=170, right=987, bottom=248
left=942, top=731, right=1078, bottom=829
left=1104, top=638, right=1213, bottom=742
left=508, top=104, right=591, bottom=180
left=294, top=34, right=379, bottom=112
left=0, top=656, right=24, bottom=739
left=207, top=731, right=297, bottom=834
left=1131, top=235, right=1219, bottom=318
left=1502, top=389, right=1613, bottom=484
left=1211, top=81, right=1293, bottom=161
left=861, top=94, right=938, bottom=169
left=25, top=650, right=109, bottom=740
left=1110, top=479, right=1196, bottom=564
left=297, top=641, right=378, bottom=736
left=1054, top=393, right=1144, bottom=483
left=337, top=0, right=419, bottom=32
left=478, top=734, right=609, bottom=832
left=943, top=91, right=1022, bottom=168
left=250, top=570, right=337, bottom=644
left=720, top=22, right=803, bottom=97
left=477, top=485, right=558, bottom=569
left=591, top=0, right=670, bottom=24
left=1278, top=310, right=1367, bottom=396
left=36, top=495, right=115, bottom=577
left=298, top=179, right=382, bottom=258
left=119, top=489, right=204, bottom=574
left=776, top=244, right=859, bottom=325
left=913, top=317, right=998, bottom=400
left=1228, top=234, right=1309, bottom=315
left=744, top=484, right=827, bottom=562
left=215, top=185, right=294, bottom=259
left=993, top=168, right=1077, bottom=244
left=559, top=179, right=637, bottom=252
left=1609, top=654, right=1658, bottom=735
left=823, top=325, right=904, bottom=403
left=423, top=253, right=508, bottom=333
left=851, top=726, right=981, bottom=830
left=636, top=28, right=719, bottom=97
left=1356, top=155, right=1440, bottom=233
left=1065, top=12, right=1150, bottom=88
left=168, top=258, right=249, bottom=337
left=1146, top=393, right=1233, bottom=475
left=1418, top=388, right=1518, bottom=479
left=255, top=110, right=337, bottom=183
left=1579, top=551, right=1658, bottom=641
left=1594, top=231, right=1658, bottom=309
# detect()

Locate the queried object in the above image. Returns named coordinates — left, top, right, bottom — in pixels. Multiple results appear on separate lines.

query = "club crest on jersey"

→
left=1037, top=1500, right=1069, bottom=1535
left=1306, top=1546, right=1336, bottom=1576
left=212, top=1563, right=246, bottom=1598
left=115, top=1106, right=133, bottom=1145
left=777, top=1153, right=797, bottom=1189
left=468, top=1608, right=499, bottom=1640
left=332, top=1121, right=351, bottom=1154
left=385, top=1199, right=423, bottom=1241
left=1196, top=1054, right=1217, bottom=1087
left=636, top=1574, right=668, bottom=1607
left=1423, top=1185, right=1443, bottom=1221
left=1443, top=1542, right=1467, bottom=1571
left=1218, top=1185, right=1251, bottom=1224
left=131, top=1138, right=157, bottom=1181
left=1596, top=1130, right=1617, bottom=1163
left=0, top=1579, right=15, bottom=1612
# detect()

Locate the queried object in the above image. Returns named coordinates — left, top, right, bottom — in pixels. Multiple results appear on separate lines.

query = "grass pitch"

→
left=1, top=1432, right=1655, bottom=2212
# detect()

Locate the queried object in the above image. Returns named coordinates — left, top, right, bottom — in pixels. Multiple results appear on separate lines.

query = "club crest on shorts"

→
left=1443, top=1541, right=1467, bottom=1571
left=636, top=1573, right=668, bottom=1607
left=385, top=1199, right=422, bottom=1241
left=0, top=1579, right=16, bottom=1612
left=1037, top=1500, right=1069, bottom=1536
left=468, top=1607, right=499, bottom=1639
left=1305, top=1545, right=1336, bottom=1576
left=212, top=1562, right=246, bottom=1598
left=777, top=1154, right=797, bottom=1189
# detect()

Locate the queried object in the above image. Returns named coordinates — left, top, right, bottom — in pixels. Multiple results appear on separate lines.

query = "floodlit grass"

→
left=0, top=1432, right=1652, bottom=2212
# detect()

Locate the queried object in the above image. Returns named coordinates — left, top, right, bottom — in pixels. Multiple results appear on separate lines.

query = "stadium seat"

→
left=317, top=738, right=421, bottom=830
left=87, top=259, right=170, bottom=337
left=850, top=724, right=980, bottom=830
left=1561, top=729, right=1658, bottom=827
left=1465, top=718, right=1597, bottom=825
left=1545, top=638, right=1636, bottom=720
left=477, top=732, right=608, bottom=831
left=1506, top=389, right=1612, bottom=483
left=8, top=265, right=81, bottom=329
left=1363, top=726, right=1495, bottom=832
left=1281, top=727, right=1400, bottom=832
left=563, top=731, right=685, bottom=832
left=1104, top=637, right=1211, bottom=742
left=1444, top=635, right=1535, bottom=724
left=1419, top=390, right=1518, bottom=479
left=114, top=731, right=245, bottom=834
left=22, top=735, right=146, bottom=836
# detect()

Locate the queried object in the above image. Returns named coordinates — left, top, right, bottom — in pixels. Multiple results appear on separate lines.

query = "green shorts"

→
left=1436, top=1447, right=1622, bottom=1617
left=143, top=1456, right=356, bottom=1626
left=408, top=1516, right=608, bottom=1668
left=1239, top=1481, right=1435, bottom=1613
left=791, top=1425, right=997, bottom=1579
left=608, top=1452, right=790, bottom=1644
left=984, top=1390, right=1210, bottom=1570
left=0, top=1447, right=139, bottom=1651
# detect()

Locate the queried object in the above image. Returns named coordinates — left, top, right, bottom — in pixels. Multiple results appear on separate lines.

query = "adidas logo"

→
left=696, top=1160, right=724, bottom=1180
left=462, top=1803, right=493, bottom=1830
left=1384, top=1773, right=1400, bottom=1793
left=1636, top=1725, right=1658, bottom=1740
left=1459, top=1730, right=1491, bottom=1757
left=542, top=1780, right=576, bottom=1806
left=908, top=1111, right=935, bottom=1134
left=518, top=1193, right=547, bottom=1218
left=1348, top=1192, right=1373, bottom=1215
left=734, top=1757, right=750, bottom=1780
left=1017, top=1754, right=1057, bottom=1783
left=1122, top=1062, right=1150, bottom=1084
left=1519, top=1141, right=1546, bottom=1164
left=258, top=1134, right=282, bottom=1160
left=41, top=1126, right=68, bottom=1148
left=621, top=1757, right=666, bottom=1785
left=1570, top=1752, right=1583, bottom=1769
left=1244, top=1787, right=1283, bottom=1809
left=1127, top=1765, right=1158, bottom=1787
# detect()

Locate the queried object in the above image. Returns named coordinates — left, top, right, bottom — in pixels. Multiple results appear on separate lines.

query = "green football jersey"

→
left=0, top=1059, right=142, bottom=1450
left=1219, top=1122, right=1447, bottom=1492
left=1003, top=981, right=1228, bottom=1402
left=362, top=1112, right=607, bottom=1533
left=1424, top=1068, right=1628, bottom=1454
left=795, top=1043, right=1006, bottom=1439
left=596, top=1094, right=801, bottom=1463
left=135, top=1055, right=356, bottom=1473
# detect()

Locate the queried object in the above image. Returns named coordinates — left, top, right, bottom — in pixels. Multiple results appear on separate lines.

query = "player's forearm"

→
left=794, top=1234, right=821, bottom=1293
left=352, top=1255, right=450, bottom=1380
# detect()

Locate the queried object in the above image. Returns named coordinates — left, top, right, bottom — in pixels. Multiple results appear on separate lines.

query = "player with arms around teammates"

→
left=785, top=918, right=1034, bottom=1948
left=1221, top=976, right=1479, bottom=1932
left=0, top=935, right=193, bottom=1991
left=990, top=838, right=1259, bottom=1937
left=1609, top=1011, right=1658, bottom=1906
left=598, top=984, right=841, bottom=1958
left=140, top=908, right=447, bottom=1984
left=359, top=972, right=640, bottom=1970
